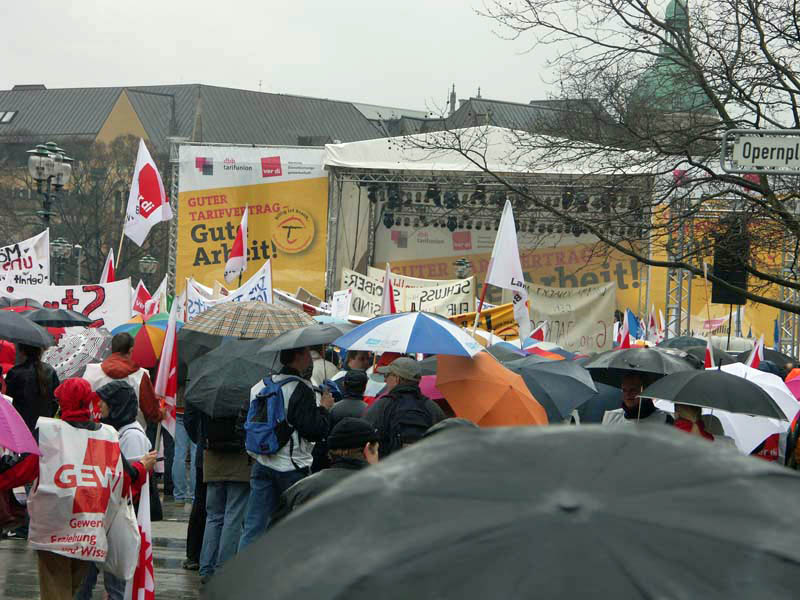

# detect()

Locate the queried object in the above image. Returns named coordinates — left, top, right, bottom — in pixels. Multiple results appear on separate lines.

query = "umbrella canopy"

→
left=504, top=355, right=597, bottom=422
left=0, top=297, right=42, bottom=309
left=436, top=353, right=547, bottom=426
left=185, top=338, right=279, bottom=418
left=22, top=308, right=93, bottom=328
left=42, top=327, right=112, bottom=380
left=719, top=362, right=799, bottom=421
left=2, top=305, right=66, bottom=340
left=486, top=343, right=526, bottom=362
left=207, top=426, right=800, bottom=600
left=260, top=322, right=356, bottom=351
left=657, top=335, right=706, bottom=350
left=577, top=382, right=623, bottom=424
left=419, top=375, right=444, bottom=401
left=786, top=378, right=800, bottom=400
left=334, top=312, right=483, bottom=357
left=0, top=393, right=41, bottom=455
left=177, top=328, right=227, bottom=386
left=522, top=340, right=576, bottom=360
left=112, top=312, right=183, bottom=369
left=183, top=300, right=315, bottom=338
left=0, top=309, right=54, bottom=347
left=583, top=347, right=697, bottom=387
left=684, top=345, right=737, bottom=366
left=641, top=370, right=785, bottom=419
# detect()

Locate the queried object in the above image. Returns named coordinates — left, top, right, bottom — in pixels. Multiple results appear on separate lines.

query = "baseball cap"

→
left=376, top=357, right=421, bottom=381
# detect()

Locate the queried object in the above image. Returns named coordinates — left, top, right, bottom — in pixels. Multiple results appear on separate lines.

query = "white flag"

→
left=125, top=474, right=155, bottom=600
left=223, top=207, right=248, bottom=283
left=380, top=263, right=397, bottom=315
left=155, top=301, right=179, bottom=437
left=485, top=201, right=531, bottom=342
left=124, top=139, right=171, bottom=246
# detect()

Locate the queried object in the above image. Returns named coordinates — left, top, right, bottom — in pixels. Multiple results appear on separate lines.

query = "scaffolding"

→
left=663, top=197, right=693, bottom=339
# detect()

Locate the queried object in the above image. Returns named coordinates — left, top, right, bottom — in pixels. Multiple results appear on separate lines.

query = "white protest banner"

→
left=403, top=278, right=475, bottom=316
left=330, top=289, right=353, bottom=320
left=185, top=260, right=272, bottom=321
left=0, top=230, right=50, bottom=285
left=274, top=289, right=330, bottom=316
left=341, top=269, right=400, bottom=318
left=3, top=278, right=133, bottom=330
left=528, top=282, right=616, bottom=353
left=367, top=265, right=466, bottom=290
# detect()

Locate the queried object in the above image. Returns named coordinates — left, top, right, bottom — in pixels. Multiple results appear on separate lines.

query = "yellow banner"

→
left=450, top=303, right=518, bottom=338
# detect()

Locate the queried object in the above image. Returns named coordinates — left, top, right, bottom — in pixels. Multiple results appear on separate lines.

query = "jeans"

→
left=172, top=414, right=196, bottom=501
left=75, top=562, right=126, bottom=600
left=238, top=463, right=306, bottom=550
left=199, top=481, right=250, bottom=576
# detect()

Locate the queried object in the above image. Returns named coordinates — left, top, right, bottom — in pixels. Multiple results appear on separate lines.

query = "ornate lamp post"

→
left=26, top=142, right=72, bottom=228
left=139, top=254, right=159, bottom=288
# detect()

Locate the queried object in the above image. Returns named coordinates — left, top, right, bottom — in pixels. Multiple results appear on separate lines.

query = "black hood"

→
left=97, top=380, right=139, bottom=430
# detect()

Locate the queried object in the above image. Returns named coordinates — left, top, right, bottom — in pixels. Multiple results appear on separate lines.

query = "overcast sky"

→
left=1, top=0, right=555, bottom=112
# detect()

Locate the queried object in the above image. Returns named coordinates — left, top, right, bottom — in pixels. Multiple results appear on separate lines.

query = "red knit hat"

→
left=54, top=378, right=97, bottom=422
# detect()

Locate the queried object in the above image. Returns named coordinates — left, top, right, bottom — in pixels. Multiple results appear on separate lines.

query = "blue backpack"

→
left=244, top=375, right=302, bottom=455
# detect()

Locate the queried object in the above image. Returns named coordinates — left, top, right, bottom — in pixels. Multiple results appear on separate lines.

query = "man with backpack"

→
left=238, top=346, right=333, bottom=550
left=366, top=357, right=445, bottom=459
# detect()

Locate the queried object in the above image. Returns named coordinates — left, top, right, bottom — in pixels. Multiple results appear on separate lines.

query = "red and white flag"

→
left=485, top=200, right=531, bottom=344
left=126, top=475, right=155, bottom=600
left=131, top=280, right=152, bottom=317
left=155, top=301, right=179, bottom=437
left=223, top=207, right=248, bottom=284
left=381, top=263, right=397, bottom=315
left=530, top=321, right=547, bottom=342
left=658, top=309, right=666, bottom=343
left=704, top=337, right=715, bottom=368
left=100, top=249, right=116, bottom=284
left=618, top=311, right=631, bottom=349
left=144, top=275, right=167, bottom=317
left=745, top=335, right=764, bottom=369
left=124, top=139, right=171, bottom=246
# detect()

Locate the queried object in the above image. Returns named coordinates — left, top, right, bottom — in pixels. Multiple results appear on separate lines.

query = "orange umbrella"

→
left=436, top=353, right=548, bottom=426
left=786, top=368, right=800, bottom=382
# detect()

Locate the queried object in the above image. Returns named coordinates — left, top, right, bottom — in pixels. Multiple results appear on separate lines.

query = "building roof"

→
left=0, top=84, right=383, bottom=152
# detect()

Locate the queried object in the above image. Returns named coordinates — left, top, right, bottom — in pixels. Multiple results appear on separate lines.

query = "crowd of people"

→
left=1, top=329, right=799, bottom=598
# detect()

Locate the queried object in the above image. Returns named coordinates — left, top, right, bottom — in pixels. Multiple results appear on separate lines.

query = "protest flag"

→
left=125, top=474, right=155, bottom=600
left=123, top=139, right=171, bottom=247
left=131, top=280, right=152, bottom=317
left=745, top=335, right=764, bottom=369
left=100, top=249, right=115, bottom=284
left=224, top=206, right=248, bottom=284
left=704, top=336, right=715, bottom=368
left=530, top=321, right=547, bottom=342
left=154, top=301, right=179, bottom=437
left=618, top=311, right=631, bottom=349
left=380, top=263, right=397, bottom=315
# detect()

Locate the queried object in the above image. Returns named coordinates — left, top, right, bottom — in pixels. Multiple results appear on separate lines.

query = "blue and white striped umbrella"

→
left=332, top=312, right=483, bottom=357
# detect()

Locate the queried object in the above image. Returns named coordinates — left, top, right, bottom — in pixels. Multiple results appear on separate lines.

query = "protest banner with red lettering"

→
left=3, top=278, right=133, bottom=330
left=0, top=229, right=50, bottom=285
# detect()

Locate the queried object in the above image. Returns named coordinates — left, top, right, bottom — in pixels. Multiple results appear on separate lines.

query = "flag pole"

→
left=701, top=262, right=714, bottom=338
left=116, top=230, right=125, bottom=269
left=471, top=280, right=489, bottom=335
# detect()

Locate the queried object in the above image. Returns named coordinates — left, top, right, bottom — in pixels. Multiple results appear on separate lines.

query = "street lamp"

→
left=139, top=254, right=159, bottom=288
left=27, top=142, right=73, bottom=229
left=51, top=237, right=73, bottom=285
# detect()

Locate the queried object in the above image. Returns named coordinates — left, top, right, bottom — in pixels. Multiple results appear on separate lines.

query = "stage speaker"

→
left=711, top=219, right=748, bottom=305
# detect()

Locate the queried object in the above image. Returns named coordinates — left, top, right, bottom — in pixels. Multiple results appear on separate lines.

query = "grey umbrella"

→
left=259, top=322, right=356, bottom=351
left=583, top=346, right=697, bottom=387
left=0, top=310, right=54, bottom=347
left=23, top=308, right=93, bottom=328
left=0, top=297, right=43, bottom=309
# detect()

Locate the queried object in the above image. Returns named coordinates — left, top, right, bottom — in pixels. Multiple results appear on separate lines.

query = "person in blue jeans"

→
left=238, top=347, right=333, bottom=550
left=173, top=390, right=196, bottom=503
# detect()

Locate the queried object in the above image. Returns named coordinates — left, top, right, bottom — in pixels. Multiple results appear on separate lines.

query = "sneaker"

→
left=182, top=559, right=199, bottom=571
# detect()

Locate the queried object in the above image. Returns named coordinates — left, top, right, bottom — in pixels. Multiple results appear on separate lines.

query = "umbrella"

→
left=504, top=355, right=597, bottom=422
left=736, top=347, right=797, bottom=368
left=22, top=308, right=93, bottom=328
left=185, top=338, right=279, bottom=418
left=522, top=340, right=576, bottom=361
left=183, top=300, right=315, bottom=338
left=0, top=310, right=54, bottom=347
left=583, top=347, right=697, bottom=387
left=436, top=353, right=547, bottom=426
left=112, top=312, right=183, bottom=369
left=334, top=312, right=483, bottom=357
left=177, top=328, right=227, bottom=386
left=684, top=345, right=737, bottom=366
left=419, top=375, right=444, bottom=401
left=641, top=370, right=785, bottom=419
left=207, top=426, right=800, bottom=600
left=486, top=343, right=526, bottom=362
left=577, top=382, right=623, bottom=424
left=260, top=322, right=356, bottom=351
left=786, top=378, right=800, bottom=400
left=0, top=393, right=41, bottom=455
left=0, top=297, right=42, bottom=309
left=41, top=327, right=112, bottom=380
left=657, top=335, right=706, bottom=350
left=2, top=305, right=66, bottom=341
left=719, top=362, right=799, bottom=421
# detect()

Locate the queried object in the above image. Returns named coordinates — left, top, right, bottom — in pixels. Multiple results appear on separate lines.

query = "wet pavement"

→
left=0, top=496, right=201, bottom=599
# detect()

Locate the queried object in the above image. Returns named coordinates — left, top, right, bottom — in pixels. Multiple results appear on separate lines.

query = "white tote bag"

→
left=104, top=493, right=141, bottom=579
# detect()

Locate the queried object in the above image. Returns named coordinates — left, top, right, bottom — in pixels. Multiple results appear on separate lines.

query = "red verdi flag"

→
left=124, top=139, right=171, bottom=246
left=223, top=206, right=248, bottom=283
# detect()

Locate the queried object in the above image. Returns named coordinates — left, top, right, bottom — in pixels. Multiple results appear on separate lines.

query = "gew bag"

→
left=244, top=376, right=302, bottom=455
left=104, top=492, right=140, bottom=579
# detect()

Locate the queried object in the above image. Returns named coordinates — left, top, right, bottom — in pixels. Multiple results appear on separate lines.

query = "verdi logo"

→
left=272, top=207, right=315, bottom=254
left=261, top=156, right=282, bottom=178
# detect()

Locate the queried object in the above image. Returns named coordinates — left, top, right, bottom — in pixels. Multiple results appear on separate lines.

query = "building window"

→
left=0, top=111, right=17, bottom=124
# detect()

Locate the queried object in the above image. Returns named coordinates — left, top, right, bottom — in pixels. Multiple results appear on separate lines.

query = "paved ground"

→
left=0, top=496, right=201, bottom=599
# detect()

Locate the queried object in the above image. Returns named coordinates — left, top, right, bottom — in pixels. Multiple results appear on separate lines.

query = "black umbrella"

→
left=207, top=426, right=800, bottom=599
left=185, top=338, right=279, bottom=418
left=259, top=322, right=356, bottom=351
left=684, top=345, right=737, bottom=366
left=22, top=308, right=93, bottom=327
left=583, top=347, right=697, bottom=387
left=485, top=343, right=527, bottom=362
left=0, top=310, right=54, bottom=347
left=641, top=369, right=785, bottom=419
left=504, top=355, right=597, bottom=422
left=0, top=297, right=42, bottom=309
left=577, top=382, right=623, bottom=423
left=177, top=329, right=228, bottom=386
left=657, top=335, right=706, bottom=350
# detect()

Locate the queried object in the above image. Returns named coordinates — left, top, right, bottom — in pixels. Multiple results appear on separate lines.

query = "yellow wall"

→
left=96, top=91, right=149, bottom=145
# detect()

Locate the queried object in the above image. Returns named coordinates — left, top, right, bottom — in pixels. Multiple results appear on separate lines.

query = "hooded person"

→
left=0, top=378, right=157, bottom=600
left=271, top=417, right=379, bottom=526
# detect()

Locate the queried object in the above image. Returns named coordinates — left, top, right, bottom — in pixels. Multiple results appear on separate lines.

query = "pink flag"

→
left=124, top=139, right=171, bottom=246
left=745, top=335, right=764, bottom=369
left=155, top=302, right=179, bottom=437
left=704, top=337, right=715, bottom=369
left=223, top=206, right=248, bottom=284
left=100, top=249, right=115, bottom=284
left=381, top=263, right=397, bottom=315
left=126, top=475, right=155, bottom=600
left=131, top=280, right=152, bottom=317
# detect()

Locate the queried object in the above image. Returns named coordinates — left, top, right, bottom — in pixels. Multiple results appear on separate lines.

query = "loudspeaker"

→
left=711, top=219, right=748, bottom=305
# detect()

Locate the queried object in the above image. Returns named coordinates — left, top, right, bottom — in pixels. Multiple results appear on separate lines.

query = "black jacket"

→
left=5, top=359, right=59, bottom=432
left=330, top=395, right=368, bottom=428
left=271, top=456, right=368, bottom=526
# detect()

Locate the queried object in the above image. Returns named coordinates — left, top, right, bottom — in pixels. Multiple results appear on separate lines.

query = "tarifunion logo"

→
left=272, top=207, right=315, bottom=254
left=223, top=158, right=253, bottom=172
left=195, top=157, right=213, bottom=175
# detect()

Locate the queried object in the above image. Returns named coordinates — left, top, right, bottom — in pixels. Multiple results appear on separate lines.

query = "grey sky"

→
left=1, top=0, right=554, bottom=112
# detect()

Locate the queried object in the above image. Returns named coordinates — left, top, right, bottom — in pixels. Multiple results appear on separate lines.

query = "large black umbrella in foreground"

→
left=504, top=355, right=597, bottom=422
left=185, top=339, right=279, bottom=418
left=23, top=308, right=93, bottom=327
left=641, top=369, right=785, bottom=419
left=583, top=346, right=697, bottom=387
left=0, top=310, right=54, bottom=347
left=207, top=426, right=800, bottom=599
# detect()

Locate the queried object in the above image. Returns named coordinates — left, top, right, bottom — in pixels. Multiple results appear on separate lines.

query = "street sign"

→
left=721, top=129, right=800, bottom=175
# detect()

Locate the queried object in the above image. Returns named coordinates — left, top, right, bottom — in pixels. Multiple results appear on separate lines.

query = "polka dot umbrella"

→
left=111, top=312, right=183, bottom=368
